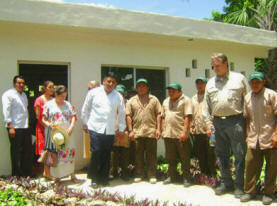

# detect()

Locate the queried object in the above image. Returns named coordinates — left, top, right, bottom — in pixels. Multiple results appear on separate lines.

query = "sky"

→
left=56, top=0, right=227, bottom=20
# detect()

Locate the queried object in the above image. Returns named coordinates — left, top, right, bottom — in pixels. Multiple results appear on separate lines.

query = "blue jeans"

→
left=214, top=114, right=246, bottom=189
left=88, top=130, right=114, bottom=183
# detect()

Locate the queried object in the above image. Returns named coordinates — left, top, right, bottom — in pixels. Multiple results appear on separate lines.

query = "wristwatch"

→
left=128, top=130, right=133, bottom=133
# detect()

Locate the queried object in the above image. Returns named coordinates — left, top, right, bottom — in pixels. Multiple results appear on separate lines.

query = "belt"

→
left=214, top=114, right=242, bottom=120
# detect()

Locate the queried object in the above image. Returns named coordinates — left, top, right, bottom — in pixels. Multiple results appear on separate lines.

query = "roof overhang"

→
left=0, top=0, right=277, bottom=48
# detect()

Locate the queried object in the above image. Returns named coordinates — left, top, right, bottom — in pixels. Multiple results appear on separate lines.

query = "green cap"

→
left=248, top=72, right=264, bottom=82
left=166, top=82, right=182, bottom=90
left=116, top=85, right=127, bottom=95
left=136, top=78, right=149, bottom=86
left=116, top=84, right=126, bottom=90
left=195, top=77, right=207, bottom=83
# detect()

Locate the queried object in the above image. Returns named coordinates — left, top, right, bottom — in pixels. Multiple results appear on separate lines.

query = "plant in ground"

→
left=0, top=187, right=34, bottom=206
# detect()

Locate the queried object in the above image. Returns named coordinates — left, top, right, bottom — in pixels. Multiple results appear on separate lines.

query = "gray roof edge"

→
left=0, top=0, right=276, bottom=48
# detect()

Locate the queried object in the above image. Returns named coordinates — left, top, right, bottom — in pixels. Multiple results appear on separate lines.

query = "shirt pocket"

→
left=208, top=88, right=219, bottom=104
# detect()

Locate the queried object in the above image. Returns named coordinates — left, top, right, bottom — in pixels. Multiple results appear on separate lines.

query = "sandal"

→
left=71, top=176, right=81, bottom=184
left=43, top=174, right=54, bottom=181
left=54, top=178, right=61, bottom=185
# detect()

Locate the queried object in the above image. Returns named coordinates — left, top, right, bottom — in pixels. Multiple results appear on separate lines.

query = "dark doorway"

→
left=19, top=63, right=68, bottom=175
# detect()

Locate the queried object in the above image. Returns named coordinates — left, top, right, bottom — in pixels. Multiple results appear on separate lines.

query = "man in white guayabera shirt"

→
left=81, top=73, right=126, bottom=188
left=2, top=75, right=32, bottom=177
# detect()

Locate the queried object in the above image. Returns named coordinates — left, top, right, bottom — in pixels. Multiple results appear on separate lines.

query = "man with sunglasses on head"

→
left=203, top=53, right=249, bottom=198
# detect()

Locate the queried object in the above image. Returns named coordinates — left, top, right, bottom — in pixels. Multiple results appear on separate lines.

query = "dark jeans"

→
left=7, top=128, right=33, bottom=177
left=214, top=114, right=246, bottom=189
left=193, top=134, right=216, bottom=176
left=88, top=130, right=114, bottom=183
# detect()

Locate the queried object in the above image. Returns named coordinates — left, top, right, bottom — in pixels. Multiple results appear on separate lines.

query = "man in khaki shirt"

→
left=126, top=78, right=162, bottom=184
left=240, top=72, right=277, bottom=205
left=203, top=53, right=249, bottom=197
left=162, top=83, right=193, bottom=187
left=191, top=77, right=216, bottom=177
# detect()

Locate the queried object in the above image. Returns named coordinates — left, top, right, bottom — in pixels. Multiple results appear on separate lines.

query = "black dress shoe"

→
left=121, top=176, right=130, bottom=181
left=100, top=181, right=110, bottom=186
left=90, top=182, right=98, bottom=189
left=215, top=184, right=234, bottom=195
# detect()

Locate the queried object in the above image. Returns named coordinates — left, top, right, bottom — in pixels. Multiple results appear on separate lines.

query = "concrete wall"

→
left=0, top=21, right=270, bottom=175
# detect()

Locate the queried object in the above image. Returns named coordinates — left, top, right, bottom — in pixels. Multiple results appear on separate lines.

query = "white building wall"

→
left=0, top=21, right=269, bottom=175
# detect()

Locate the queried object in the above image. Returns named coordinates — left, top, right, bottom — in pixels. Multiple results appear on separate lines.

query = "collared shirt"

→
left=203, top=71, right=249, bottom=125
left=126, top=94, right=161, bottom=138
left=162, top=94, right=192, bottom=139
left=81, top=86, right=126, bottom=135
left=191, top=93, right=206, bottom=134
left=243, top=88, right=277, bottom=150
left=2, top=88, right=28, bottom=128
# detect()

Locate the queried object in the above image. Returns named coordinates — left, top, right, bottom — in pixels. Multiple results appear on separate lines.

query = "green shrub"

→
left=0, top=188, right=33, bottom=206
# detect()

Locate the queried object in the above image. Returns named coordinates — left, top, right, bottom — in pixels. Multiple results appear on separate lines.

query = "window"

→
left=101, top=66, right=166, bottom=102
left=230, top=62, right=234, bottom=71
left=205, top=69, right=210, bottom=78
left=192, top=59, right=197, bottom=69
left=185, top=68, right=191, bottom=77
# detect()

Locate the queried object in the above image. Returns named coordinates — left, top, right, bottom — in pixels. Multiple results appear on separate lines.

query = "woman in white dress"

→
left=42, top=85, right=79, bottom=184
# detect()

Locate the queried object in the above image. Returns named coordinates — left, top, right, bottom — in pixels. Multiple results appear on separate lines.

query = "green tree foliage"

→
left=209, top=0, right=277, bottom=90
left=210, top=0, right=277, bottom=31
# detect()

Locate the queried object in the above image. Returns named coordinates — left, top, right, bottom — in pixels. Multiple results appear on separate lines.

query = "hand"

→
left=155, top=129, right=161, bottom=140
left=272, top=134, right=277, bottom=148
left=179, top=131, right=188, bottom=142
left=116, top=131, right=125, bottom=139
left=9, top=128, right=16, bottom=138
left=129, top=131, right=135, bottom=141
left=206, top=124, right=214, bottom=137
left=82, top=125, right=88, bottom=133
left=190, top=127, right=194, bottom=135
left=50, top=123, right=58, bottom=129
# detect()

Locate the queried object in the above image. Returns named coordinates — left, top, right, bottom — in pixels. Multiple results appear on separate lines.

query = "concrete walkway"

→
left=41, top=173, right=277, bottom=206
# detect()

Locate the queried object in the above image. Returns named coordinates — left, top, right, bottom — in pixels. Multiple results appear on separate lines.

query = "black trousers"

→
left=88, top=130, right=114, bottom=183
left=8, top=128, right=33, bottom=177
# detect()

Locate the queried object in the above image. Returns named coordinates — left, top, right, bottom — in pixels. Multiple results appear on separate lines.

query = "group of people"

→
left=2, top=52, right=277, bottom=205
left=2, top=78, right=80, bottom=184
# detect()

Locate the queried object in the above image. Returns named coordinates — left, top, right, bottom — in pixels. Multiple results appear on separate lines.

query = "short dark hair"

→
left=55, top=85, right=67, bottom=95
left=13, top=75, right=24, bottom=84
left=104, top=72, right=117, bottom=82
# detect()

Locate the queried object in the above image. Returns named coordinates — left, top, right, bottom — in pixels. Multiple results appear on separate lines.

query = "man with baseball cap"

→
left=126, top=78, right=162, bottom=184
left=161, top=82, right=193, bottom=187
left=191, top=77, right=216, bottom=177
left=240, top=72, right=277, bottom=205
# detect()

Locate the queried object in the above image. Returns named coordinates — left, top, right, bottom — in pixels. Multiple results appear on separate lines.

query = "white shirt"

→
left=81, top=86, right=126, bottom=134
left=2, top=88, right=28, bottom=128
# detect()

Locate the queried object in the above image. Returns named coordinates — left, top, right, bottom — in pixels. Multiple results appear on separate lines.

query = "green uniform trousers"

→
left=110, top=146, right=130, bottom=177
left=193, top=134, right=217, bottom=176
left=135, top=137, right=157, bottom=179
left=244, top=146, right=277, bottom=197
left=164, top=138, right=191, bottom=180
